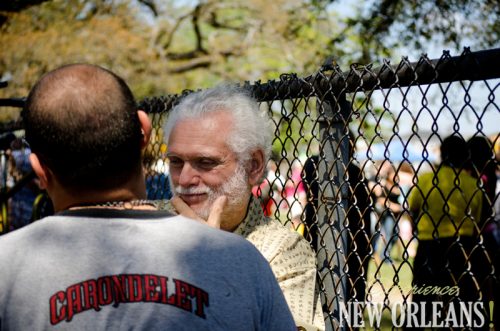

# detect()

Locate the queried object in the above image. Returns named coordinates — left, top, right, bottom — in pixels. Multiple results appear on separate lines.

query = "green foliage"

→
left=259, top=96, right=320, bottom=164
left=353, top=0, right=500, bottom=61
left=0, top=0, right=172, bottom=121
left=1, top=0, right=498, bottom=125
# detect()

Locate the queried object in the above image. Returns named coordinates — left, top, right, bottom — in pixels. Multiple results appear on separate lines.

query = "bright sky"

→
left=325, top=0, right=499, bottom=145
left=368, top=80, right=500, bottom=139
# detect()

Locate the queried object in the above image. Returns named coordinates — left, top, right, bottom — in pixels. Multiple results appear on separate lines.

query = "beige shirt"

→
left=234, top=198, right=325, bottom=331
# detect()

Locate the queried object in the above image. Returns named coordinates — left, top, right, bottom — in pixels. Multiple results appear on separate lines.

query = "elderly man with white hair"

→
left=164, top=85, right=324, bottom=330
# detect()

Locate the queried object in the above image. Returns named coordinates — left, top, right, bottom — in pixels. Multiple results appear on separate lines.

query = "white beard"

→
left=171, top=164, right=249, bottom=220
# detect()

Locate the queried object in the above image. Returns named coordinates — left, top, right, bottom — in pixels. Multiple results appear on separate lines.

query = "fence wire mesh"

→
left=139, top=48, right=500, bottom=330
left=1, top=48, right=499, bottom=330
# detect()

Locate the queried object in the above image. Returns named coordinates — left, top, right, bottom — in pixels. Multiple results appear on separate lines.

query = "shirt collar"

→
left=56, top=208, right=174, bottom=219
left=233, top=196, right=265, bottom=237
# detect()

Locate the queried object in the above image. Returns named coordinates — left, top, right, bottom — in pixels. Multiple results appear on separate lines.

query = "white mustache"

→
left=174, top=185, right=211, bottom=195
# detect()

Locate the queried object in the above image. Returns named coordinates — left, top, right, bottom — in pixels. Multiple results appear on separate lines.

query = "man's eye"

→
left=197, top=159, right=218, bottom=168
left=168, top=158, right=183, bottom=167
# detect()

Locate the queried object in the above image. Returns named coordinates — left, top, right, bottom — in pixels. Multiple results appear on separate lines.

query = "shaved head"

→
left=23, top=64, right=143, bottom=191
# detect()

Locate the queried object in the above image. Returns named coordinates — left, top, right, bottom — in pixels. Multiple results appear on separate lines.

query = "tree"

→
left=346, top=0, right=500, bottom=63
left=0, top=0, right=346, bottom=122
left=1, top=0, right=498, bottom=124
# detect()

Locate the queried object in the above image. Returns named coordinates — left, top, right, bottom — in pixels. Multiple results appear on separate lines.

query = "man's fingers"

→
left=171, top=196, right=200, bottom=221
left=171, top=195, right=227, bottom=230
left=206, top=196, right=227, bottom=229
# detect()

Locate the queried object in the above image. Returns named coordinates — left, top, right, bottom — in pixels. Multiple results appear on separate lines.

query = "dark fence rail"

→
left=247, top=47, right=500, bottom=101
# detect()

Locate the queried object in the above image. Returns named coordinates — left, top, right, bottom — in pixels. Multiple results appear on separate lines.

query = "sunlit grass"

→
left=363, top=240, right=416, bottom=330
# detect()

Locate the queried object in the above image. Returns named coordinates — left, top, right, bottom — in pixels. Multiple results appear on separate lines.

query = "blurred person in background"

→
left=301, top=132, right=372, bottom=311
left=372, top=165, right=403, bottom=264
left=408, top=134, right=484, bottom=328
left=251, top=157, right=285, bottom=217
left=143, top=149, right=172, bottom=201
left=466, top=135, right=499, bottom=327
left=284, top=159, right=307, bottom=233
left=8, top=138, right=41, bottom=230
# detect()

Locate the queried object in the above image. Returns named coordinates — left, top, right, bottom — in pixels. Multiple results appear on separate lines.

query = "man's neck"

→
left=48, top=171, right=148, bottom=212
left=67, top=199, right=158, bottom=211
left=51, top=185, right=148, bottom=212
left=221, top=196, right=252, bottom=232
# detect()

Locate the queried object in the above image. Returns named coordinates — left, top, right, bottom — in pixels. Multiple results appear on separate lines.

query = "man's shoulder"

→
left=0, top=217, right=49, bottom=243
left=150, top=214, right=270, bottom=262
left=416, top=170, right=435, bottom=183
left=457, top=170, right=479, bottom=185
left=177, top=215, right=264, bottom=248
left=244, top=216, right=315, bottom=261
left=0, top=214, right=270, bottom=279
left=0, top=213, right=258, bottom=253
left=0, top=218, right=54, bottom=266
left=249, top=216, right=300, bottom=239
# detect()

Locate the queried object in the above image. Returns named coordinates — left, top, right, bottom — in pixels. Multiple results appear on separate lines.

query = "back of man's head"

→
left=468, top=135, right=493, bottom=169
left=440, top=134, right=468, bottom=168
left=23, top=64, right=142, bottom=191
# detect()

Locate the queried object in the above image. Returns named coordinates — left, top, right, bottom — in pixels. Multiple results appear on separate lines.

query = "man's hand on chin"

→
left=171, top=196, right=227, bottom=229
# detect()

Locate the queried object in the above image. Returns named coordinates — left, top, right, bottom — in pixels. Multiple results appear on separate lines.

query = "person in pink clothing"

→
left=284, top=160, right=307, bottom=230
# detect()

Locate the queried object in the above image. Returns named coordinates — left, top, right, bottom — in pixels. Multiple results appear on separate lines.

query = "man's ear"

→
left=137, top=110, right=152, bottom=148
left=247, top=150, right=266, bottom=186
left=29, top=153, right=49, bottom=189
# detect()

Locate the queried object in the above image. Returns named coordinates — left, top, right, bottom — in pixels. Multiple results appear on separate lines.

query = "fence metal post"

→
left=316, top=93, right=350, bottom=330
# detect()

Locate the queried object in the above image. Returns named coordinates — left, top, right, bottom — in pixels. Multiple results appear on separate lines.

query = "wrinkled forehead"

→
left=167, top=112, right=236, bottom=157
left=171, top=111, right=234, bottom=140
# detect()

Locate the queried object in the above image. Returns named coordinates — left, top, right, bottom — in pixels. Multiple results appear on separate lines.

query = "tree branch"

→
left=159, top=13, right=191, bottom=50
left=207, top=12, right=245, bottom=31
left=166, top=49, right=208, bottom=60
left=0, top=0, right=49, bottom=12
left=137, top=0, right=158, bottom=17
left=159, top=3, right=207, bottom=58
left=192, top=4, right=206, bottom=53
left=168, top=57, right=213, bottom=74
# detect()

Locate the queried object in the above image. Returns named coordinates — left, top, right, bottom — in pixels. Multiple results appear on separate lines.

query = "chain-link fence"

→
left=140, top=48, right=500, bottom=330
left=1, top=48, right=499, bottom=329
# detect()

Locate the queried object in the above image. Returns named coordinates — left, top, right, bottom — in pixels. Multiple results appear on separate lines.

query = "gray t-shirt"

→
left=0, top=209, right=295, bottom=330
